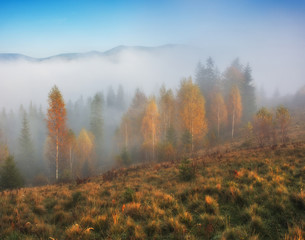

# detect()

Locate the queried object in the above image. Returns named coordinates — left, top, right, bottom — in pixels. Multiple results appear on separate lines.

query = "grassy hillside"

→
left=0, top=142, right=305, bottom=240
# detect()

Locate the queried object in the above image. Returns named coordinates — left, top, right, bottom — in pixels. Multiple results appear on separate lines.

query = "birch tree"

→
left=47, top=85, right=67, bottom=181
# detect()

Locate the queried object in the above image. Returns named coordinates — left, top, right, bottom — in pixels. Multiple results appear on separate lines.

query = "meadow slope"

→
left=0, top=143, right=305, bottom=240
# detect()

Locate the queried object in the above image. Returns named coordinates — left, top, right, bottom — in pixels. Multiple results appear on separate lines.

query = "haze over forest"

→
left=1, top=1, right=305, bottom=239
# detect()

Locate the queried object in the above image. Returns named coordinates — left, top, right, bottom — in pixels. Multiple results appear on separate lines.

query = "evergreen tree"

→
left=195, top=57, right=218, bottom=99
left=106, top=86, right=116, bottom=108
left=166, top=126, right=177, bottom=147
left=0, top=156, right=24, bottom=190
left=242, top=64, right=256, bottom=122
left=18, top=112, right=35, bottom=181
left=116, top=84, right=125, bottom=110
left=90, top=93, right=104, bottom=163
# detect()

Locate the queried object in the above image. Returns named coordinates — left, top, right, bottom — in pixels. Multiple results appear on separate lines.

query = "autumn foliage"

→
left=141, top=98, right=160, bottom=161
left=46, top=85, right=68, bottom=180
left=178, top=77, right=207, bottom=151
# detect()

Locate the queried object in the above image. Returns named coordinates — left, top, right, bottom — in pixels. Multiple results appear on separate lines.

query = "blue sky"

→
left=1, top=0, right=304, bottom=57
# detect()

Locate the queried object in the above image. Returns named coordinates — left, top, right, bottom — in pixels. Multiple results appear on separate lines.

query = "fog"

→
left=0, top=45, right=203, bottom=110
left=1, top=42, right=305, bottom=112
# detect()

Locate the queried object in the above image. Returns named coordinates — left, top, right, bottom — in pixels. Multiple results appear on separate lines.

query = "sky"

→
left=1, top=0, right=304, bottom=57
left=0, top=0, right=305, bottom=108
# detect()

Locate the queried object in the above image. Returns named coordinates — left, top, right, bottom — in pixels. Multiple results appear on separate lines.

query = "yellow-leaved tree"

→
left=210, top=90, right=227, bottom=138
left=74, top=129, right=95, bottom=178
left=228, top=86, right=242, bottom=139
left=178, top=77, right=207, bottom=152
left=159, top=85, right=176, bottom=141
left=141, top=98, right=160, bottom=161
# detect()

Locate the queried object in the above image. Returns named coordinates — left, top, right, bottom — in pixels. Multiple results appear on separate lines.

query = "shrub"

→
left=253, top=107, right=273, bottom=147
left=290, top=192, right=305, bottom=211
left=157, top=142, right=175, bottom=162
left=44, top=198, right=57, bottom=211
left=64, top=191, right=84, bottom=209
left=93, top=215, right=109, bottom=233
left=204, top=195, right=219, bottom=215
left=122, top=188, right=135, bottom=203
left=196, top=213, right=225, bottom=238
left=32, top=174, right=49, bottom=186
left=0, top=156, right=24, bottom=190
left=178, top=158, right=194, bottom=181
left=221, top=227, right=248, bottom=240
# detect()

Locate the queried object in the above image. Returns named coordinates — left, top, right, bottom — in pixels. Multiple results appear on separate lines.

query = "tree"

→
left=159, top=86, right=176, bottom=141
left=116, top=84, right=126, bottom=110
left=195, top=57, right=218, bottom=99
left=141, top=98, right=160, bottom=161
left=47, top=85, right=68, bottom=181
left=0, top=127, right=9, bottom=164
left=74, top=129, right=95, bottom=178
left=276, top=105, right=290, bottom=144
left=122, top=89, right=147, bottom=162
left=228, top=86, right=242, bottom=139
left=90, top=93, right=103, bottom=162
left=178, top=77, right=207, bottom=152
left=210, top=90, right=227, bottom=138
left=253, top=107, right=273, bottom=147
left=106, top=86, right=116, bottom=108
left=242, top=64, right=256, bottom=122
left=0, top=156, right=24, bottom=190
left=18, top=112, right=35, bottom=181
left=66, top=129, right=76, bottom=174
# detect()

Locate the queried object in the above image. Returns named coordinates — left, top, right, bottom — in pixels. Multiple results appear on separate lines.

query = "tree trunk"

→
left=125, top=123, right=128, bottom=149
left=152, top=118, right=155, bottom=162
left=70, top=146, right=72, bottom=174
left=191, top=121, right=193, bottom=154
left=56, top=131, right=59, bottom=180
left=217, top=105, right=220, bottom=138
left=232, top=109, right=235, bottom=139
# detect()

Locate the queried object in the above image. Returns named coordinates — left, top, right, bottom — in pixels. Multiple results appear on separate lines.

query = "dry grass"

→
left=0, top=142, right=305, bottom=239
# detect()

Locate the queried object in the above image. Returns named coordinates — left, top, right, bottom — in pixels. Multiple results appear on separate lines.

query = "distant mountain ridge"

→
left=0, top=44, right=196, bottom=62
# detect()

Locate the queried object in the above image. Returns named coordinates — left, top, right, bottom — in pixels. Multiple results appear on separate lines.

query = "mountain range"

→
left=0, top=44, right=199, bottom=62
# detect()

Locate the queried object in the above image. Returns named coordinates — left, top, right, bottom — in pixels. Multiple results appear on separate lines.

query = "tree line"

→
left=0, top=57, right=300, bottom=189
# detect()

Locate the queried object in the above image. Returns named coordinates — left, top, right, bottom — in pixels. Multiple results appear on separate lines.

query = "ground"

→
left=0, top=141, right=305, bottom=239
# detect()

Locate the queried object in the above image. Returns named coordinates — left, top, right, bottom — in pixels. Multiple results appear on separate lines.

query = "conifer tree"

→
left=116, top=84, right=125, bottom=110
left=18, top=112, right=35, bottom=180
left=242, top=64, right=256, bottom=121
left=90, top=93, right=103, bottom=162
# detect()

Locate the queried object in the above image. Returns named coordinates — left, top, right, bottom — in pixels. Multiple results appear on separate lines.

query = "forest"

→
left=0, top=57, right=304, bottom=188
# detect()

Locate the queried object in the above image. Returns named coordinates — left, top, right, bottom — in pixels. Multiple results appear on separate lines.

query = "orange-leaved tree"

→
left=141, top=98, right=160, bottom=161
left=228, top=86, right=242, bottom=139
left=178, top=77, right=207, bottom=152
left=47, top=85, right=67, bottom=180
